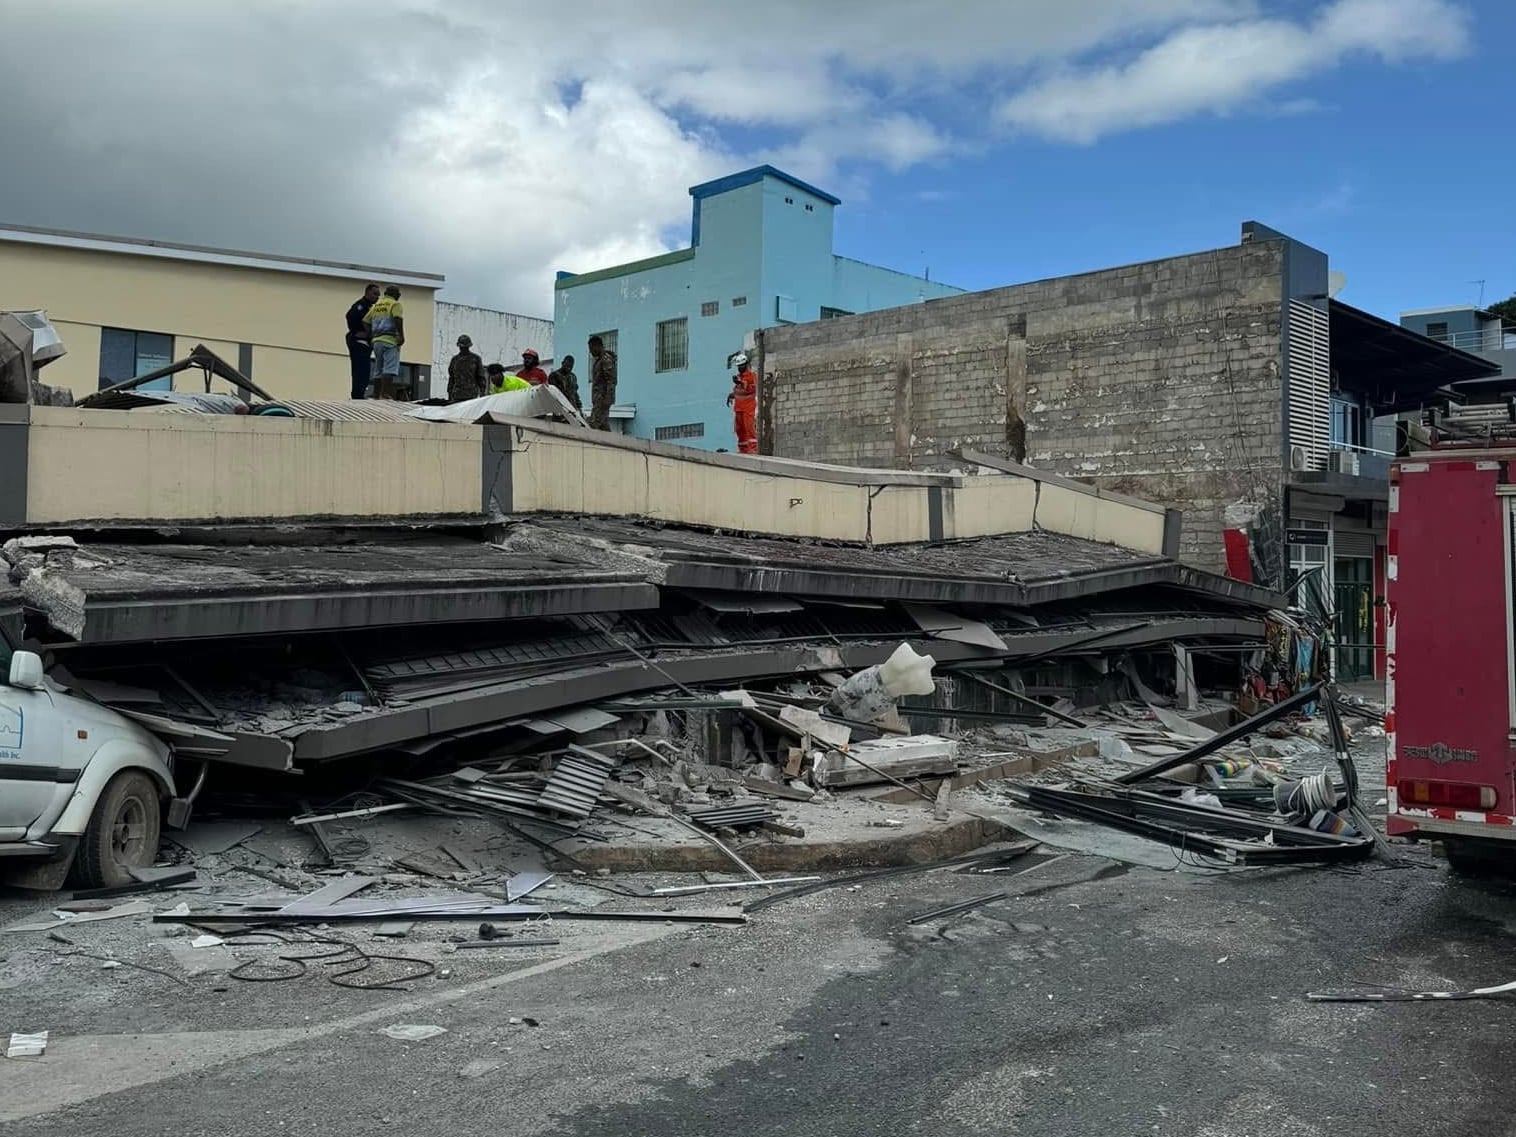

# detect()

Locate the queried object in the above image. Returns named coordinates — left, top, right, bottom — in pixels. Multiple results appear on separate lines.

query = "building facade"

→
left=433, top=302, right=554, bottom=383
left=553, top=166, right=964, bottom=449
left=758, top=222, right=1502, bottom=680
left=0, top=224, right=442, bottom=403
left=1400, top=305, right=1516, bottom=382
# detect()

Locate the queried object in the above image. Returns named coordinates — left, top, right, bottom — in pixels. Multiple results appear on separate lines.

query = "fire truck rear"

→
left=1388, top=428, right=1516, bottom=871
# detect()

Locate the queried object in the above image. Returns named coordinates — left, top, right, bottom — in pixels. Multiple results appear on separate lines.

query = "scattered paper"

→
left=189, top=934, right=224, bottom=949
left=162, top=902, right=191, bottom=918
left=6, top=1031, right=48, bottom=1059
left=381, top=1024, right=447, bottom=1042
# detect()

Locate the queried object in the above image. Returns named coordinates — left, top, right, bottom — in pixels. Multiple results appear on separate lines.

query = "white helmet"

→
left=731, top=352, right=749, bottom=368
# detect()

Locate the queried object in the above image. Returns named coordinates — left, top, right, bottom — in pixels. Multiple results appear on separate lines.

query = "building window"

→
left=1425, top=322, right=1449, bottom=342
left=805, top=204, right=815, bottom=212
left=731, top=296, right=747, bottom=308
left=655, top=422, right=705, bottom=441
left=784, top=196, right=794, bottom=205
left=819, top=306, right=853, bottom=320
left=700, top=301, right=720, bottom=318
left=1330, top=395, right=1365, bottom=449
left=99, top=327, right=175, bottom=391
left=655, top=318, right=689, bottom=372
left=590, top=329, right=618, bottom=357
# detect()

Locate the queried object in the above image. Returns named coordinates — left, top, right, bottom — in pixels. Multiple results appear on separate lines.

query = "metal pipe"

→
left=290, top=803, right=413, bottom=827
left=650, top=876, right=821, bottom=896
left=960, top=672, right=1086, bottom=727
left=1114, top=683, right=1324, bottom=785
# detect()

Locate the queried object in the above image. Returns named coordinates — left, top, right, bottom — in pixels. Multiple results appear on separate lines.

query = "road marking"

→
left=0, top=925, right=675, bottom=1122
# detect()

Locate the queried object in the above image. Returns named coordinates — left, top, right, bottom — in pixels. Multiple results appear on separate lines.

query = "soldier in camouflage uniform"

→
left=587, top=335, right=616, bottom=431
left=446, top=335, right=487, bottom=403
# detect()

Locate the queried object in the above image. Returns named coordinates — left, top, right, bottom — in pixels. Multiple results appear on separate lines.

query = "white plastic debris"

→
left=6, top=1031, right=48, bottom=1058
left=189, top=934, right=224, bottom=949
left=878, top=643, right=936, bottom=696
left=829, top=643, right=937, bottom=723
left=381, top=1024, right=447, bottom=1042
left=163, top=902, right=191, bottom=918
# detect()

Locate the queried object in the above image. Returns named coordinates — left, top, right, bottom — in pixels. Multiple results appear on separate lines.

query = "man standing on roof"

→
left=726, top=351, right=758, bottom=454
left=487, top=363, right=531, bottom=394
left=547, top=354, right=581, bottom=411
left=587, top=334, right=616, bottom=431
left=516, top=349, right=549, bottom=386
left=345, top=282, right=380, bottom=399
left=363, top=285, right=405, bottom=399
left=447, top=334, right=487, bottom=403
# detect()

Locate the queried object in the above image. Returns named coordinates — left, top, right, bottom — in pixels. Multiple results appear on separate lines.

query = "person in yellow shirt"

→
left=363, top=285, right=405, bottom=399
left=487, top=363, right=530, bottom=393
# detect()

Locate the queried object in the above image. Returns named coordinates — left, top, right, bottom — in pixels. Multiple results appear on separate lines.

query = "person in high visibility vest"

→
left=726, top=352, right=758, bottom=454
left=487, top=363, right=531, bottom=394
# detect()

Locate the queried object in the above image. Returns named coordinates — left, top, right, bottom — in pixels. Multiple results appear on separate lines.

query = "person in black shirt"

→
left=345, top=282, right=381, bottom=399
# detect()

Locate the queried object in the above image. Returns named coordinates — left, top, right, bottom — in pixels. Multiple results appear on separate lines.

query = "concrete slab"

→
left=23, top=539, right=658, bottom=644
left=562, top=796, right=1016, bottom=874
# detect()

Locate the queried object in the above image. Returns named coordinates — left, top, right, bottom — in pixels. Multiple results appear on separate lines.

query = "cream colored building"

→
left=0, top=224, right=442, bottom=403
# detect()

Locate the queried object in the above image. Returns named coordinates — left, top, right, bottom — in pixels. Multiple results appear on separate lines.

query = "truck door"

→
left=0, top=686, right=65, bottom=840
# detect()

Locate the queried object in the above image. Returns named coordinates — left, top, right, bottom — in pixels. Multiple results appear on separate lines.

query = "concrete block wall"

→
left=762, top=241, right=1287, bottom=573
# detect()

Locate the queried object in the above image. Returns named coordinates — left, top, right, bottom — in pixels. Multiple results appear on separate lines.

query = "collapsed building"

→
left=0, top=323, right=1320, bottom=889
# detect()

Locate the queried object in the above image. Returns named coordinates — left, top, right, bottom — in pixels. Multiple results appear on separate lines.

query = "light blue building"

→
left=553, top=166, right=965, bottom=450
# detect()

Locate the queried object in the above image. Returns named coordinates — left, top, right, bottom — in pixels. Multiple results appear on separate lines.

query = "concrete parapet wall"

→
left=493, top=417, right=1168, bottom=552
left=3, top=407, right=1169, bottom=554
left=21, top=406, right=481, bottom=524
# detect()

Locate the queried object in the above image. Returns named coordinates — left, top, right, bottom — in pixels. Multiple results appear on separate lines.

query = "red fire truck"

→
left=1387, top=438, right=1516, bottom=871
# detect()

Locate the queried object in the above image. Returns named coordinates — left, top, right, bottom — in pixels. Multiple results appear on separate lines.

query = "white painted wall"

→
left=433, top=302, right=554, bottom=388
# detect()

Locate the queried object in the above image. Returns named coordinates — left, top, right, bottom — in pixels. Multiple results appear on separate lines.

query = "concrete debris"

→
left=813, top=735, right=958, bottom=788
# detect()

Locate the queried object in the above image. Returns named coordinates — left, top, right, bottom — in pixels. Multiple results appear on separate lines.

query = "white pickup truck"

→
left=0, top=649, right=185, bottom=888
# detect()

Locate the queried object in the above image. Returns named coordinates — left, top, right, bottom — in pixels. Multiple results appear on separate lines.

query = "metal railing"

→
left=1425, top=326, right=1516, bottom=354
left=1325, top=440, right=1393, bottom=481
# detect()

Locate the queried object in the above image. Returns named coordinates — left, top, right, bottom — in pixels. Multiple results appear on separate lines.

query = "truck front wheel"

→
left=74, top=772, right=163, bottom=889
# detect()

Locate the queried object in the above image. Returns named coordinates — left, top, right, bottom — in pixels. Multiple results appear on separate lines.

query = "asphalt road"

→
left=4, top=842, right=1515, bottom=1137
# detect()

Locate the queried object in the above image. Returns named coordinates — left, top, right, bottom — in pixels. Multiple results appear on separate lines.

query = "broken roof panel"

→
left=519, top=518, right=1280, bottom=611
left=19, top=540, right=658, bottom=645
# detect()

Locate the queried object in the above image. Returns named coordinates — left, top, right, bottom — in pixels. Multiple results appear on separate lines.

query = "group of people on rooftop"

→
left=344, top=281, right=618, bottom=429
left=345, top=281, right=763, bottom=448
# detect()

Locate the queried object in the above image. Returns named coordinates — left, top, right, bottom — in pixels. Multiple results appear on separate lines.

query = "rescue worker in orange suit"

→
left=726, top=352, right=758, bottom=454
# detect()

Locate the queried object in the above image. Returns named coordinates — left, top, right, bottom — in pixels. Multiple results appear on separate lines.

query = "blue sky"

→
left=5, top=0, right=1511, bottom=321
left=827, top=2, right=1516, bottom=320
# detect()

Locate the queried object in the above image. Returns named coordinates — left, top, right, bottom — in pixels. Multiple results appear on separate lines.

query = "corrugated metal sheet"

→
left=265, top=400, right=417, bottom=422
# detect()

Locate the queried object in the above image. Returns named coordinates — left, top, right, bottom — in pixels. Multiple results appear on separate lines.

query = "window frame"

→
left=98, top=326, right=175, bottom=392
left=654, top=317, right=689, bottom=373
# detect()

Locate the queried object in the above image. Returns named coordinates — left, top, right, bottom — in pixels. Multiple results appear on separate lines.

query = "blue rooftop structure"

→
left=554, top=166, right=964, bottom=450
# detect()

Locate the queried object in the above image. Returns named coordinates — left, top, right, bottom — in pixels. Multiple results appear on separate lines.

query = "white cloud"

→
left=998, top=0, right=1471, bottom=143
left=0, top=0, right=1474, bottom=315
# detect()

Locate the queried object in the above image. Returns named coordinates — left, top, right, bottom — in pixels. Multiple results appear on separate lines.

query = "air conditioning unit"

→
left=1290, top=445, right=1310, bottom=471
left=1328, top=450, right=1359, bottom=475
